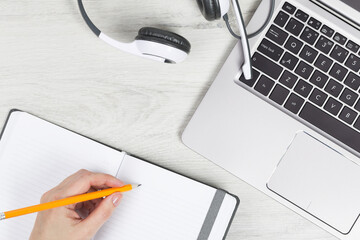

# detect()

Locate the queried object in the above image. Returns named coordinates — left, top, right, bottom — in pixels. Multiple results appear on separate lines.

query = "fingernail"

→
left=112, top=194, right=122, bottom=207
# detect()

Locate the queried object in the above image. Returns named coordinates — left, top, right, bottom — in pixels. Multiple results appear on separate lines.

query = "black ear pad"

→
left=135, top=27, right=191, bottom=54
left=197, top=0, right=221, bottom=21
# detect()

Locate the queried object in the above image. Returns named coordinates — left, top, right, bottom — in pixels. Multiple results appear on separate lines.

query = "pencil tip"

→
left=138, top=184, right=142, bottom=187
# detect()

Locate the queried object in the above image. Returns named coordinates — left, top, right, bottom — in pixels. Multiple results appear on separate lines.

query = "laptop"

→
left=182, top=0, right=360, bottom=239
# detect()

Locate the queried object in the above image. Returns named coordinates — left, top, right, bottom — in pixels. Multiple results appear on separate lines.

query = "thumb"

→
left=79, top=193, right=122, bottom=237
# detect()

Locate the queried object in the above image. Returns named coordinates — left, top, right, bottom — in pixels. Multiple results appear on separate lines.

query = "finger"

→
left=53, top=170, right=124, bottom=199
left=79, top=193, right=122, bottom=237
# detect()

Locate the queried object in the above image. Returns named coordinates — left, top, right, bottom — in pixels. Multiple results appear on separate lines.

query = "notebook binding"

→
left=0, top=212, right=5, bottom=221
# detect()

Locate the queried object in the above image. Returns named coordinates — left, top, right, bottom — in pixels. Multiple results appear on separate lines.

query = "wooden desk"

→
left=0, top=0, right=335, bottom=239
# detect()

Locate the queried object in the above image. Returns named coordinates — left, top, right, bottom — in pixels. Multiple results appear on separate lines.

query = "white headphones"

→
left=77, top=0, right=275, bottom=80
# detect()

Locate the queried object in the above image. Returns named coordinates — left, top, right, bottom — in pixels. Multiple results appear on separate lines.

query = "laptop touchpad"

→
left=267, top=131, right=360, bottom=234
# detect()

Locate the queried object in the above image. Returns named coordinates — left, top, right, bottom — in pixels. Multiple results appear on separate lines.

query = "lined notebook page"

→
left=95, top=154, right=217, bottom=240
left=0, top=112, right=125, bottom=240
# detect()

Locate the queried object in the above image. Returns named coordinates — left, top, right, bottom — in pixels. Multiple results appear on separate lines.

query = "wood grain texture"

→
left=0, top=0, right=336, bottom=239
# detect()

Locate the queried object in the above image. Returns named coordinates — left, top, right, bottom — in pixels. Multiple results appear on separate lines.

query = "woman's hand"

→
left=30, top=169, right=123, bottom=240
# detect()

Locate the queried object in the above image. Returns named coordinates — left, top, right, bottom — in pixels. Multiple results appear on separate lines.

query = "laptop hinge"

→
left=310, top=0, right=360, bottom=32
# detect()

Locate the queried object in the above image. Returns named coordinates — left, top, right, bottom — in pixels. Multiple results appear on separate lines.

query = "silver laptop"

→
left=182, top=0, right=360, bottom=238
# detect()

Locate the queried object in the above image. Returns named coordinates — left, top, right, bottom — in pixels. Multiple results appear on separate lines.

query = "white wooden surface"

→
left=0, top=0, right=337, bottom=239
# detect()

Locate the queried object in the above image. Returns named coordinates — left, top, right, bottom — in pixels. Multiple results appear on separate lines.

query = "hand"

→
left=30, top=169, right=124, bottom=240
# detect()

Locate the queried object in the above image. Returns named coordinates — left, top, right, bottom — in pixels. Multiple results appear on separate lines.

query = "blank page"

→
left=95, top=154, right=221, bottom=240
left=0, top=111, right=125, bottom=240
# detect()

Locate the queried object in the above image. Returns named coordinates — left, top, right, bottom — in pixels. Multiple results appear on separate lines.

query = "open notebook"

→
left=0, top=110, right=239, bottom=240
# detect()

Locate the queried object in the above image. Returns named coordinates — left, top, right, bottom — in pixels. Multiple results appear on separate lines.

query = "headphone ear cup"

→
left=197, top=0, right=221, bottom=21
left=135, top=27, right=191, bottom=54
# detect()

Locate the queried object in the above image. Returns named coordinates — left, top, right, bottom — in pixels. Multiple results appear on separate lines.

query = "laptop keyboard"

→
left=239, top=1, right=360, bottom=153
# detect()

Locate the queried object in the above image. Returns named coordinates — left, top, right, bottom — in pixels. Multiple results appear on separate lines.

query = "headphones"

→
left=78, top=0, right=275, bottom=80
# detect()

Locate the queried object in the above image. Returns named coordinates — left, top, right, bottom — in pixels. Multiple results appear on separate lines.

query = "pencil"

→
left=0, top=184, right=140, bottom=221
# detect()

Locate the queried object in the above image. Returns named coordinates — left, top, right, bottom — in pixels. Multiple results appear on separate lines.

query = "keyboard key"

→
left=310, top=70, right=328, bottom=88
left=252, top=53, right=283, bottom=80
left=269, top=84, right=290, bottom=105
left=300, top=102, right=360, bottom=153
left=355, top=100, right=360, bottom=112
left=282, top=2, right=296, bottom=14
left=340, top=88, right=358, bottom=106
left=294, top=79, right=312, bottom=97
left=330, top=45, right=349, bottom=63
left=299, top=45, right=318, bottom=63
left=285, top=18, right=304, bottom=36
left=346, top=40, right=360, bottom=53
left=279, top=70, right=298, bottom=89
left=321, top=25, right=334, bottom=38
left=300, top=27, right=319, bottom=45
left=266, top=25, right=289, bottom=46
left=325, top=79, right=343, bottom=97
left=295, top=9, right=309, bottom=22
left=254, top=75, right=275, bottom=96
left=333, top=32, right=347, bottom=45
left=295, top=61, right=314, bottom=79
left=315, top=36, right=334, bottom=54
left=280, top=52, right=299, bottom=70
left=285, top=36, right=303, bottom=54
left=314, top=54, right=333, bottom=72
left=354, top=117, right=360, bottom=131
left=285, top=93, right=305, bottom=114
left=258, top=38, right=284, bottom=61
left=344, top=72, right=360, bottom=91
left=274, top=11, right=290, bottom=27
left=329, top=63, right=348, bottom=81
left=324, top=97, right=342, bottom=116
left=308, top=17, right=322, bottom=30
left=339, top=107, right=357, bottom=125
left=309, top=88, right=328, bottom=106
left=240, top=69, right=260, bottom=87
left=345, top=54, right=360, bottom=72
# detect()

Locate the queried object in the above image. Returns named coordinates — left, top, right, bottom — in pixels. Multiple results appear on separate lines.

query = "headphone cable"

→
left=224, top=0, right=275, bottom=39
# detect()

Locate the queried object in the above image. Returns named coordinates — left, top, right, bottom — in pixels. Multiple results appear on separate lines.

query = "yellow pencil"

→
left=0, top=184, right=140, bottom=220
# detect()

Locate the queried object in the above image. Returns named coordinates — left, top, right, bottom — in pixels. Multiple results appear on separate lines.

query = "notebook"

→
left=0, top=110, right=239, bottom=240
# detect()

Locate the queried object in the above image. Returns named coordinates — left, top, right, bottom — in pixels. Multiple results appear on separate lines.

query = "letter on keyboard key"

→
left=310, top=70, right=328, bottom=88
left=294, top=79, right=313, bottom=97
left=280, top=52, right=299, bottom=70
left=315, top=54, right=333, bottom=73
left=324, top=97, right=342, bottom=116
left=340, top=88, right=358, bottom=106
left=300, top=103, right=360, bottom=153
left=284, top=93, right=305, bottom=114
left=309, top=88, right=328, bottom=107
left=279, top=70, right=298, bottom=89
left=299, top=45, right=318, bottom=64
left=329, top=63, right=348, bottom=82
left=285, top=36, right=303, bottom=54
left=339, top=107, right=357, bottom=125
left=252, top=53, right=283, bottom=80
left=325, top=79, right=343, bottom=97
left=344, top=72, right=360, bottom=91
